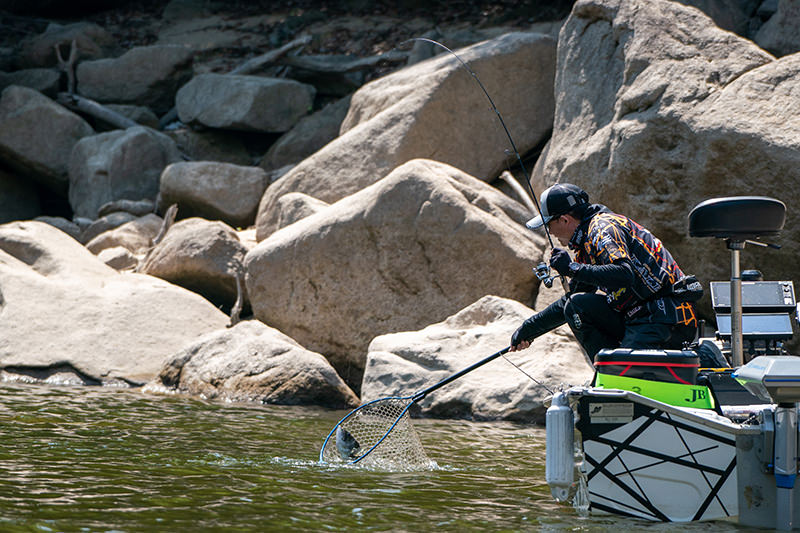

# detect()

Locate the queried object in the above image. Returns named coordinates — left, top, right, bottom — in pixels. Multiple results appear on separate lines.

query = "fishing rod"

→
left=403, top=38, right=568, bottom=293
left=403, top=37, right=558, bottom=250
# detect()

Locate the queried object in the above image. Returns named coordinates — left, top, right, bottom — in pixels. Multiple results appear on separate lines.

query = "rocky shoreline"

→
left=1, top=0, right=798, bottom=422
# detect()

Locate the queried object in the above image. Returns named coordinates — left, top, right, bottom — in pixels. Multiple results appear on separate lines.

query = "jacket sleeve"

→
left=513, top=295, right=569, bottom=345
left=570, top=259, right=635, bottom=289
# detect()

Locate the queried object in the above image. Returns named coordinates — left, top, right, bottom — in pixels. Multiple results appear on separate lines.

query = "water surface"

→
left=0, top=383, right=745, bottom=531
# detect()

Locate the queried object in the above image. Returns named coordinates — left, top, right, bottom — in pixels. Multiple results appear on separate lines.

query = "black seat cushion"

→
left=689, top=197, right=785, bottom=239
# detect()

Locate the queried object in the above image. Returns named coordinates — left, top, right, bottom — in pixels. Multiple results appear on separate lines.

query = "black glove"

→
left=549, top=247, right=572, bottom=277
left=511, top=317, right=539, bottom=348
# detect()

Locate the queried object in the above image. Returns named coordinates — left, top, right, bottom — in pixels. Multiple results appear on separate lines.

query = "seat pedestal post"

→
left=729, top=241, right=745, bottom=367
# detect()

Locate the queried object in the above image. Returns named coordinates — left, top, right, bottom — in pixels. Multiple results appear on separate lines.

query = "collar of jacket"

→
left=568, top=203, right=612, bottom=251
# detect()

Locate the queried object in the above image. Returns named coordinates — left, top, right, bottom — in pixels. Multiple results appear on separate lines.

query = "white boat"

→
left=546, top=196, right=800, bottom=529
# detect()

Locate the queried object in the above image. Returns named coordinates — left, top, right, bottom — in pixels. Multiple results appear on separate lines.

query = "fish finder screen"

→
left=711, top=281, right=795, bottom=309
left=716, top=313, right=794, bottom=339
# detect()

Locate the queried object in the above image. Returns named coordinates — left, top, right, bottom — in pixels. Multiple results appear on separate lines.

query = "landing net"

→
left=320, top=397, right=435, bottom=471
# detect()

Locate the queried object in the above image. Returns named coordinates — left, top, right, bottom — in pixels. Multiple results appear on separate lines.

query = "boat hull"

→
left=568, top=388, right=747, bottom=521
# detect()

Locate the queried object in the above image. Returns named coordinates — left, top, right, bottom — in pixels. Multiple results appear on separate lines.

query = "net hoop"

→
left=319, top=395, right=432, bottom=469
left=319, top=396, right=408, bottom=463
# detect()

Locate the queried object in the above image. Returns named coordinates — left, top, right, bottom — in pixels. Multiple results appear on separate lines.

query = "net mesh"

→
left=320, top=398, right=435, bottom=470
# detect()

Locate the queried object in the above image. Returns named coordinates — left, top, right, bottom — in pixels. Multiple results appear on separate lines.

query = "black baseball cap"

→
left=525, top=183, right=589, bottom=229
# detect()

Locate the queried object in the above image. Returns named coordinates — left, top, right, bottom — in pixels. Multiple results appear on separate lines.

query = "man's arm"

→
left=510, top=295, right=568, bottom=351
left=570, top=260, right=634, bottom=289
left=550, top=248, right=634, bottom=289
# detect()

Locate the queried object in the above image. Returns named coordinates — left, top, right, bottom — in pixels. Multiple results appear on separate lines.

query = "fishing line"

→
left=400, top=37, right=573, bottom=300
left=400, top=37, right=558, bottom=251
left=501, top=353, right=553, bottom=394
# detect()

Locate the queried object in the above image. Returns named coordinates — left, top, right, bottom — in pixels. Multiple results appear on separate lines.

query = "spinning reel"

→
left=534, top=262, right=561, bottom=288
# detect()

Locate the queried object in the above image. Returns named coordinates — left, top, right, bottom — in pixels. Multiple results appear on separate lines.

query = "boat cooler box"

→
left=594, top=348, right=700, bottom=385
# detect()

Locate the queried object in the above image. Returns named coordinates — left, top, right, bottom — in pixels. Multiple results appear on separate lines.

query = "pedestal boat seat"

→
left=688, top=196, right=786, bottom=240
left=688, top=197, right=786, bottom=368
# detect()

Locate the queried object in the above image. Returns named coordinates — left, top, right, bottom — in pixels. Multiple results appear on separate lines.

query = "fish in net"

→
left=319, top=397, right=435, bottom=470
left=319, top=346, right=510, bottom=470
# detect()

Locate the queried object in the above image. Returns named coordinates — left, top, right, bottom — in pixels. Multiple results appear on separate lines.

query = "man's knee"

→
left=563, top=300, right=583, bottom=330
left=563, top=293, right=610, bottom=330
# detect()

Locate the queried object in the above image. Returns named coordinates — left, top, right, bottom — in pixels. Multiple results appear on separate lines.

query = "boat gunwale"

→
left=565, top=386, right=762, bottom=435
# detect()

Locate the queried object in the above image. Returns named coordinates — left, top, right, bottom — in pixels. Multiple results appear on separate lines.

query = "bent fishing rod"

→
left=401, top=38, right=577, bottom=377
left=403, top=38, right=556, bottom=247
left=403, top=38, right=568, bottom=293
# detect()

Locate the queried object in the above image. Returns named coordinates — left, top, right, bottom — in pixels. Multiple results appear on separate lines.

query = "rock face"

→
left=0, top=85, right=94, bottom=193
left=139, top=217, right=248, bottom=311
left=245, top=159, right=544, bottom=387
left=532, top=0, right=800, bottom=291
left=175, top=73, right=317, bottom=132
left=158, top=161, right=268, bottom=228
left=68, top=126, right=182, bottom=219
left=363, top=295, right=592, bottom=422
left=76, top=45, right=195, bottom=114
left=255, top=31, right=557, bottom=239
left=147, top=320, right=359, bottom=408
left=0, top=221, right=229, bottom=385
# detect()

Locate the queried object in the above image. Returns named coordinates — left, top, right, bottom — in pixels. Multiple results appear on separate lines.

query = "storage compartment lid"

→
left=595, top=348, right=699, bottom=364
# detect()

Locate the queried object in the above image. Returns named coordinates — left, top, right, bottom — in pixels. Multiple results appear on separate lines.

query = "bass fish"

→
left=335, top=426, right=361, bottom=460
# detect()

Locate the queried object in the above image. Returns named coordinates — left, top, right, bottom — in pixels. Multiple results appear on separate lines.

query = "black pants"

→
left=563, top=293, right=696, bottom=361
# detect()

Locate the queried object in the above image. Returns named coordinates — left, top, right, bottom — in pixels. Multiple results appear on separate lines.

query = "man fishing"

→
left=510, top=183, right=698, bottom=359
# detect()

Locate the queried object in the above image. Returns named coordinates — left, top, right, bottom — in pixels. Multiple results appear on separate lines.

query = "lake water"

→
left=0, top=383, right=746, bottom=532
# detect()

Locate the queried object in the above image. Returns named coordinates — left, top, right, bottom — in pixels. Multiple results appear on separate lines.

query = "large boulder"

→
left=363, top=295, right=592, bottom=422
left=245, top=159, right=544, bottom=388
left=255, top=31, right=557, bottom=239
left=138, top=217, right=248, bottom=311
left=0, top=85, right=94, bottom=194
left=0, top=221, right=229, bottom=385
left=68, top=126, right=182, bottom=219
left=531, top=0, right=800, bottom=296
left=158, top=161, right=269, bottom=228
left=175, top=73, right=316, bottom=132
left=76, top=45, right=194, bottom=114
left=146, top=320, right=359, bottom=408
